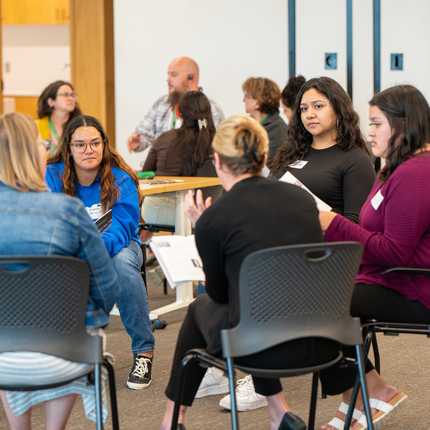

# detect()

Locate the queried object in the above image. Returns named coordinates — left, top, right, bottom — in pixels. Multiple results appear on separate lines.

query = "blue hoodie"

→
left=46, top=163, right=141, bottom=258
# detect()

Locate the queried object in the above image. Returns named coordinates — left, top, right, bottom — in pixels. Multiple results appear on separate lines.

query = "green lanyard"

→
left=259, top=115, right=268, bottom=124
left=172, top=105, right=179, bottom=129
left=49, top=117, right=61, bottom=143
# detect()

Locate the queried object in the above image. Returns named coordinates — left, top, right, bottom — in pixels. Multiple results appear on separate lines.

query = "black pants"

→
left=165, top=294, right=339, bottom=406
left=320, top=283, right=430, bottom=395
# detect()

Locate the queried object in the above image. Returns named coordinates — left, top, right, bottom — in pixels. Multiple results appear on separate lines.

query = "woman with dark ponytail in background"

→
left=141, top=90, right=216, bottom=226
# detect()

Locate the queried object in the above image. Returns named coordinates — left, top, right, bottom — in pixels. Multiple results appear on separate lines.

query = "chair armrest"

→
left=138, top=223, right=175, bottom=233
left=381, top=267, right=430, bottom=276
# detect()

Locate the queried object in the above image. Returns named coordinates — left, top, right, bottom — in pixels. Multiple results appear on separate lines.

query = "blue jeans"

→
left=112, top=240, right=155, bottom=354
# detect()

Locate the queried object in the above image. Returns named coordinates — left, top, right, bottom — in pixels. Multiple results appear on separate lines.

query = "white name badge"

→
left=289, top=160, right=308, bottom=169
left=371, top=190, right=384, bottom=210
left=86, top=203, right=103, bottom=220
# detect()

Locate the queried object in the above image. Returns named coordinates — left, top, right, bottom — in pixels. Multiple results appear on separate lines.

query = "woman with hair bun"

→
left=141, top=90, right=216, bottom=226
left=270, top=76, right=376, bottom=224
left=36, top=80, right=82, bottom=155
left=161, top=115, right=340, bottom=430
left=281, top=75, right=306, bottom=121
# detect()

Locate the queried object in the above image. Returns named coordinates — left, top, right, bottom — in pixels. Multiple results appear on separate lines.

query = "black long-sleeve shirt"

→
left=194, top=176, right=324, bottom=351
left=270, top=145, right=375, bottom=223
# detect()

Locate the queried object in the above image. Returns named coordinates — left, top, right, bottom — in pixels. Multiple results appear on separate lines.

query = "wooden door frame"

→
left=70, top=0, right=115, bottom=146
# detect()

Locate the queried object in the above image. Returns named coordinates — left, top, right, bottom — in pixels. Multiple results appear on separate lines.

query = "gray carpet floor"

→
left=1, top=265, right=429, bottom=429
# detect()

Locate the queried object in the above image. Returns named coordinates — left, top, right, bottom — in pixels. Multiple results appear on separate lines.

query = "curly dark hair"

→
left=281, top=75, right=306, bottom=109
left=270, top=77, right=369, bottom=175
left=37, top=80, right=82, bottom=120
left=48, top=115, right=142, bottom=212
left=165, top=91, right=215, bottom=176
left=369, top=84, right=430, bottom=184
left=242, top=77, right=281, bottom=115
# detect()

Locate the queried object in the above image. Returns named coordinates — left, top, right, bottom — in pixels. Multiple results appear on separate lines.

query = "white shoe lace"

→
left=236, top=375, right=254, bottom=394
left=132, top=356, right=150, bottom=378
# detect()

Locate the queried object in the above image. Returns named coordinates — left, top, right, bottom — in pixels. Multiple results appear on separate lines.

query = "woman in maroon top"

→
left=319, top=85, right=430, bottom=430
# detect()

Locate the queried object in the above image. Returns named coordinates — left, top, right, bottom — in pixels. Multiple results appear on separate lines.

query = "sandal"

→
left=326, top=401, right=363, bottom=430
left=354, top=392, right=408, bottom=430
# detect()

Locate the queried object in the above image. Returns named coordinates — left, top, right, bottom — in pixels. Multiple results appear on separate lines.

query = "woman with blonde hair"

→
left=161, top=115, right=339, bottom=430
left=46, top=115, right=156, bottom=390
left=0, top=112, right=120, bottom=428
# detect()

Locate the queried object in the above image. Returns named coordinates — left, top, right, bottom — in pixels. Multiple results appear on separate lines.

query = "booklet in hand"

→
left=150, top=235, right=205, bottom=289
left=95, top=209, right=112, bottom=234
left=279, top=172, right=332, bottom=212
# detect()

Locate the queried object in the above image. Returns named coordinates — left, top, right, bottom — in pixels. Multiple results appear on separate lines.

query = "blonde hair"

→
left=212, top=115, right=269, bottom=175
left=0, top=112, right=47, bottom=192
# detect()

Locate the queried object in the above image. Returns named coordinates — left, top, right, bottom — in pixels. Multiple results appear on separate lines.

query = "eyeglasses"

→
left=69, top=140, right=104, bottom=154
left=42, top=140, right=51, bottom=153
left=57, top=92, right=78, bottom=100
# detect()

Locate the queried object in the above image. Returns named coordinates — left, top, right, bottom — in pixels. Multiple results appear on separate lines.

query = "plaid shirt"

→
left=133, top=93, right=225, bottom=152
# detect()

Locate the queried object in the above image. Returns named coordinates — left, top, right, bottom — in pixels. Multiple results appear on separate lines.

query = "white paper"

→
left=279, top=171, right=332, bottom=212
left=150, top=235, right=205, bottom=288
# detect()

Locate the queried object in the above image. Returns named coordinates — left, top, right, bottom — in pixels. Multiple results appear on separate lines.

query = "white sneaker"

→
left=195, top=367, right=229, bottom=398
left=219, top=375, right=268, bottom=411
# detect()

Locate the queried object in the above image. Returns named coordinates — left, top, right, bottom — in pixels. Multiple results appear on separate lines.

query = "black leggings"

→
left=165, top=294, right=339, bottom=406
left=320, top=283, right=430, bottom=395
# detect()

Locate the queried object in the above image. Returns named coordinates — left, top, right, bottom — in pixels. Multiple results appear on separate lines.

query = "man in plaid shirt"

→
left=127, top=57, right=224, bottom=153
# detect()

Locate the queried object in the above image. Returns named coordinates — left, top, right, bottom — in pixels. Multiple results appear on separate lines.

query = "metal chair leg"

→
left=94, top=363, right=103, bottom=430
left=356, top=344, right=374, bottom=430
left=227, top=357, right=239, bottom=430
left=171, top=354, right=195, bottom=430
left=104, top=359, right=119, bottom=430
left=308, top=372, right=319, bottom=430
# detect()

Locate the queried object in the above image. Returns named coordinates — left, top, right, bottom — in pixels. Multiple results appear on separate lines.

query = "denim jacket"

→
left=0, top=182, right=121, bottom=328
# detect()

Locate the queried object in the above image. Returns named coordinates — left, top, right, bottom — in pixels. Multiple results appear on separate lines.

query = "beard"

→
left=167, top=90, right=185, bottom=105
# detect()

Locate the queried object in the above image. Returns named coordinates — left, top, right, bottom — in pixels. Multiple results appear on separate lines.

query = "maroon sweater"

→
left=325, top=152, right=430, bottom=309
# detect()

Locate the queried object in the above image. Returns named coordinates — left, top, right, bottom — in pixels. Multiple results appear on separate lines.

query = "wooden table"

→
left=140, top=176, right=221, bottom=318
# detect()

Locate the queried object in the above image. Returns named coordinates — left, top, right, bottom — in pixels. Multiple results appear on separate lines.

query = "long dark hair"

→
left=270, top=77, right=369, bottom=175
left=281, top=75, right=306, bottom=109
left=165, top=91, right=215, bottom=176
left=38, top=80, right=82, bottom=120
left=48, top=115, right=142, bottom=211
left=370, top=84, right=430, bottom=184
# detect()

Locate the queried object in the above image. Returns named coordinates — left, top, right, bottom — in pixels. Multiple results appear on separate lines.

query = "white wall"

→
left=2, top=25, right=70, bottom=96
left=114, top=0, right=289, bottom=169
left=114, top=0, right=430, bottom=167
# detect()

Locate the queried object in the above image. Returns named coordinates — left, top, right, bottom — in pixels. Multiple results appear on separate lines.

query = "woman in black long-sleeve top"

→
left=161, top=115, right=339, bottom=430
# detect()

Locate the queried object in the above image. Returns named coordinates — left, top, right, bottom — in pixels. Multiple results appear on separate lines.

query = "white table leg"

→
left=149, top=189, right=195, bottom=319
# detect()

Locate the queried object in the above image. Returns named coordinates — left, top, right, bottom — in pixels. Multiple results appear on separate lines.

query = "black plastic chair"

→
left=171, top=242, right=374, bottom=430
left=0, top=256, right=119, bottom=430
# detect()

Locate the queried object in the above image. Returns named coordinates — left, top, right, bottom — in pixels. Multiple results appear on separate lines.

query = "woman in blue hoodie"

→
left=46, top=115, right=155, bottom=390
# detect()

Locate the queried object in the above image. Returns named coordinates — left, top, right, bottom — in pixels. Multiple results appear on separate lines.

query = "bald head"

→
left=167, top=57, right=200, bottom=95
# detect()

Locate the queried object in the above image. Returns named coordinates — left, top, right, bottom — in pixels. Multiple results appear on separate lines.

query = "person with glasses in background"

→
left=36, top=80, right=82, bottom=155
left=46, top=115, right=156, bottom=391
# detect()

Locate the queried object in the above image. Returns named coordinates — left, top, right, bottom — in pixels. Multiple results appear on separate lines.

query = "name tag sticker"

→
left=371, top=190, right=384, bottom=210
left=289, top=160, right=308, bottom=169
left=86, top=203, right=103, bottom=220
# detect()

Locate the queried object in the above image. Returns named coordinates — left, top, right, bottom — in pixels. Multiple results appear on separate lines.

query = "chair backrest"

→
left=0, top=256, right=102, bottom=363
left=196, top=159, right=224, bottom=202
left=221, top=242, right=364, bottom=358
